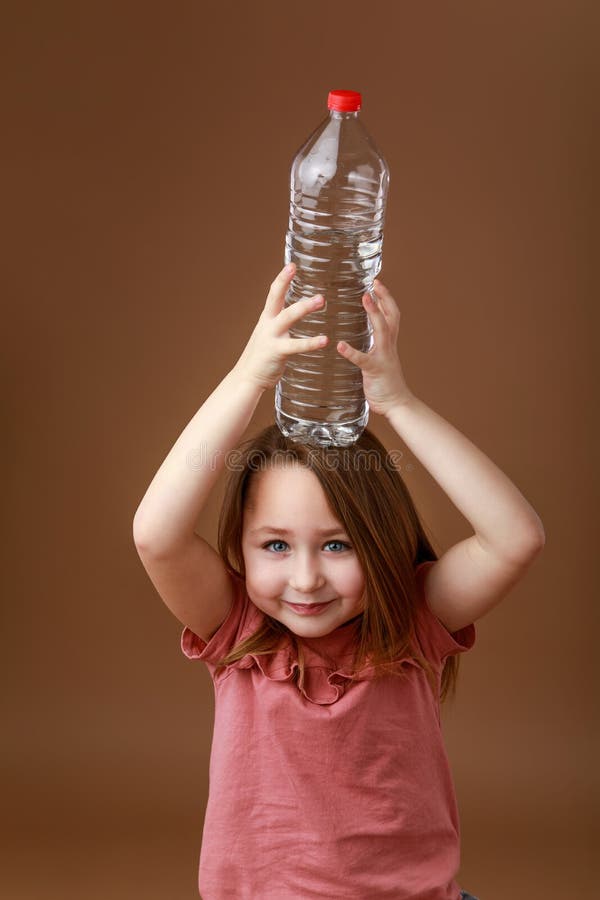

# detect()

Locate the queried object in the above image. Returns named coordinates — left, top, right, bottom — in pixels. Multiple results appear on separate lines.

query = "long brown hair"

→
left=215, top=424, right=462, bottom=703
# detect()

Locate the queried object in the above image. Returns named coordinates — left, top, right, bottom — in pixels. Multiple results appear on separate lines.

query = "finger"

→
left=281, top=334, right=328, bottom=355
left=337, top=340, right=368, bottom=367
left=362, top=291, right=386, bottom=327
left=264, top=264, right=296, bottom=316
left=373, top=279, right=401, bottom=323
left=278, top=293, right=325, bottom=331
left=373, top=278, right=390, bottom=296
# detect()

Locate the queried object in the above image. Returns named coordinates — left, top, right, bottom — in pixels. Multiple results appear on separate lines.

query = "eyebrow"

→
left=250, top=526, right=348, bottom=536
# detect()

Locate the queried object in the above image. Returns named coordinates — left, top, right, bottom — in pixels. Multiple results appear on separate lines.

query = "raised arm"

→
left=337, top=278, right=545, bottom=633
left=132, top=263, right=328, bottom=640
left=132, top=262, right=326, bottom=551
left=132, top=368, right=263, bottom=554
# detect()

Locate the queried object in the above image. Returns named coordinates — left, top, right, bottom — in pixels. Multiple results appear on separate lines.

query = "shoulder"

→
left=413, top=561, right=477, bottom=667
left=180, top=577, right=260, bottom=665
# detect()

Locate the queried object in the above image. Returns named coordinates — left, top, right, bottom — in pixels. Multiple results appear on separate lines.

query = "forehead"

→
left=244, top=465, right=340, bottom=524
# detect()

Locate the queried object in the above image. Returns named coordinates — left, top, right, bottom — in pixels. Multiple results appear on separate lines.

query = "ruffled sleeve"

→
left=413, top=560, right=476, bottom=669
left=180, top=575, right=252, bottom=665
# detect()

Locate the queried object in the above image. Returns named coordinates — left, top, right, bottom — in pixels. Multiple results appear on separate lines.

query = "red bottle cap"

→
left=327, top=90, right=362, bottom=112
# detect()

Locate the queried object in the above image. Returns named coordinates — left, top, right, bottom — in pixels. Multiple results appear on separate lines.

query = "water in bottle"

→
left=275, top=89, right=390, bottom=447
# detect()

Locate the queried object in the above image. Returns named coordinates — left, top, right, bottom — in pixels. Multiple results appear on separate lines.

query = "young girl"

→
left=133, top=262, right=545, bottom=899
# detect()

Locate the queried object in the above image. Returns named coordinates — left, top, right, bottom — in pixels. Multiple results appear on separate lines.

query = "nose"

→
left=289, top=551, right=326, bottom=593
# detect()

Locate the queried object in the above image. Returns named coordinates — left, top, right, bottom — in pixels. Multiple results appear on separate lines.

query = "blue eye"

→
left=262, top=540, right=351, bottom=553
left=263, top=540, right=288, bottom=553
left=325, top=541, right=350, bottom=552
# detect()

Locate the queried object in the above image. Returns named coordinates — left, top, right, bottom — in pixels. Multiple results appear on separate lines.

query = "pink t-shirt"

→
left=181, top=560, right=476, bottom=900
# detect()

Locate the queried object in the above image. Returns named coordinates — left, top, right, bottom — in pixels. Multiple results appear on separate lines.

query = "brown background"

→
left=2, top=1, right=596, bottom=898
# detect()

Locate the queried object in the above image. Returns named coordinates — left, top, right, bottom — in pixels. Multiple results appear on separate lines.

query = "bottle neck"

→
left=330, top=110, right=359, bottom=119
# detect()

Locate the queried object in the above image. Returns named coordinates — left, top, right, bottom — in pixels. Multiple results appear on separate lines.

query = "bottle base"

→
left=275, top=408, right=369, bottom=448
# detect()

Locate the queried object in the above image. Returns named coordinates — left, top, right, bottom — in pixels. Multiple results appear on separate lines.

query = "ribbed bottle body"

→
left=275, top=108, right=389, bottom=448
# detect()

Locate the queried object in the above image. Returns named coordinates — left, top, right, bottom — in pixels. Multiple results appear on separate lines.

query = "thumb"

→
left=264, top=264, right=295, bottom=317
left=338, top=341, right=366, bottom=367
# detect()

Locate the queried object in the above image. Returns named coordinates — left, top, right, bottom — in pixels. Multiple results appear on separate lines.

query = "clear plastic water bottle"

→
left=275, top=89, right=390, bottom=448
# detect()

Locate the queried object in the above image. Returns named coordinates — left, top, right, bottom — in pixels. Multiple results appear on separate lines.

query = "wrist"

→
left=228, top=363, right=268, bottom=397
left=383, top=391, right=419, bottom=422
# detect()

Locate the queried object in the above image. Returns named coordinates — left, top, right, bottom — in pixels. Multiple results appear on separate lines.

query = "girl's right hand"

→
left=233, top=263, right=328, bottom=392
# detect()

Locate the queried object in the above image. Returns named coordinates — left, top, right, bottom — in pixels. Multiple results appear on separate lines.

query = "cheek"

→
left=245, top=556, right=285, bottom=594
left=343, top=560, right=365, bottom=587
left=341, top=563, right=366, bottom=597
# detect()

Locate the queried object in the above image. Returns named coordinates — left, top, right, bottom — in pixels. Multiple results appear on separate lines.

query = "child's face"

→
left=241, top=464, right=366, bottom=637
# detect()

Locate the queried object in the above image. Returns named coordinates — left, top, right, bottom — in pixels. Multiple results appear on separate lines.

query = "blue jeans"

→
left=460, top=892, right=480, bottom=900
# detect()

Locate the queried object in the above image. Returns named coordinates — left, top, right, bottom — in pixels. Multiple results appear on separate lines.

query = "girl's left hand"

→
left=337, top=279, right=415, bottom=417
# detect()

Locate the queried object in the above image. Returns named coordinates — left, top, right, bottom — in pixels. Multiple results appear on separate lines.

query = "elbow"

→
left=132, top=509, right=153, bottom=551
left=527, top=512, right=546, bottom=553
left=487, top=516, right=546, bottom=567
left=516, top=517, right=546, bottom=564
left=132, top=517, right=144, bottom=550
left=535, top=521, right=546, bottom=550
left=514, top=505, right=546, bottom=554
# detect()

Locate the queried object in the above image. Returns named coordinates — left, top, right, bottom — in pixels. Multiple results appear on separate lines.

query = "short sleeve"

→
left=413, top=560, right=476, bottom=669
left=180, top=576, right=253, bottom=667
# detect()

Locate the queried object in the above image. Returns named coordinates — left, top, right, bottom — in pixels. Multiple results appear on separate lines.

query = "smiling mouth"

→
left=284, top=600, right=334, bottom=610
left=283, top=600, right=333, bottom=609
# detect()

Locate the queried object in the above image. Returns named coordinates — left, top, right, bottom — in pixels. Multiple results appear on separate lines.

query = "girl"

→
left=133, top=262, right=545, bottom=899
